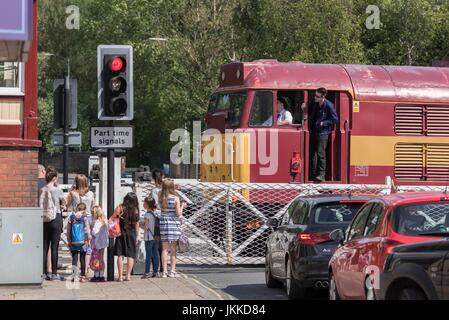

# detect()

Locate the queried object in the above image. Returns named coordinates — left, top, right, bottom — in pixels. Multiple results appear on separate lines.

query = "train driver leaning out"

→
left=263, top=98, right=293, bottom=126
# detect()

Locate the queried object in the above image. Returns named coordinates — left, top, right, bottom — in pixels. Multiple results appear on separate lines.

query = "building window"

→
left=0, top=62, right=24, bottom=96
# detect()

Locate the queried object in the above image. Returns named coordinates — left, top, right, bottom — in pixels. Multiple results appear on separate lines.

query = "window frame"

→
left=310, top=201, right=363, bottom=226
left=282, top=200, right=298, bottom=225
left=248, top=90, right=274, bottom=128
left=363, top=202, right=384, bottom=236
left=0, top=62, right=25, bottom=96
left=276, top=90, right=306, bottom=127
left=347, top=203, right=373, bottom=241
left=228, top=92, right=247, bottom=128
left=290, top=201, right=309, bottom=225
left=389, top=201, right=449, bottom=236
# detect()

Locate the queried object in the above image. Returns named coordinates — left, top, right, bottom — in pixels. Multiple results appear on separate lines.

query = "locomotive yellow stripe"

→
left=200, top=133, right=251, bottom=183
left=350, top=136, right=449, bottom=166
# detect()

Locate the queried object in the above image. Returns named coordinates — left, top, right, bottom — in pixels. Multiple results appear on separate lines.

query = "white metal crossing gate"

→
left=135, top=182, right=391, bottom=265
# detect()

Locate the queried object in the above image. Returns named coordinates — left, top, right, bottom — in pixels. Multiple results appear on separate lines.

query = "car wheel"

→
left=286, top=259, right=306, bottom=300
left=329, top=272, right=340, bottom=300
left=265, top=254, right=282, bottom=288
left=398, top=287, right=426, bottom=300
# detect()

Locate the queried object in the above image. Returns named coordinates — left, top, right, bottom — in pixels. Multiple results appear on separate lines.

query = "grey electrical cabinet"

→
left=0, top=208, right=43, bottom=285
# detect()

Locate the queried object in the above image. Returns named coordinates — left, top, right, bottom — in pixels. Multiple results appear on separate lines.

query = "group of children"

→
left=66, top=195, right=164, bottom=281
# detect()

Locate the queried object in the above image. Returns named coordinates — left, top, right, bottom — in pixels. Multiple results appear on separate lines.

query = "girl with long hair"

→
left=65, top=174, right=95, bottom=276
left=112, top=192, right=140, bottom=281
left=158, top=179, right=186, bottom=278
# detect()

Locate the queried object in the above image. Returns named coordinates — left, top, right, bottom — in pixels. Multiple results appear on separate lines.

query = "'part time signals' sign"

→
left=90, top=126, right=134, bottom=149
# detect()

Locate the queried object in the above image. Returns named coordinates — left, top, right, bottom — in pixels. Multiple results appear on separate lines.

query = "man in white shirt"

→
left=263, top=98, right=293, bottom=126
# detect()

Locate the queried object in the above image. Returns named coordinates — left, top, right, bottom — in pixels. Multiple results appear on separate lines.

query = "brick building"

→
left=0, top=0, right=40, bottom=207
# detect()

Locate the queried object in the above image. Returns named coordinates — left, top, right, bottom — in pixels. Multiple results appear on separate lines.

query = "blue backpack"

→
left=70, top=215, right=85, bottom=247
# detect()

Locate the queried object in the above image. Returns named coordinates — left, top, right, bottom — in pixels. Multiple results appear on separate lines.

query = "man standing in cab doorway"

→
left=304, top=88, right=338, bottom=182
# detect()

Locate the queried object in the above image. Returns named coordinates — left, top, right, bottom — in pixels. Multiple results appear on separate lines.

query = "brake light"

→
left=440, top=196, right=449, bottom=201
left=339, top=200, right=367, bottom=203
left=382, top=239, right=403, bottom=254
left=298, top=232, right=330, bottom=245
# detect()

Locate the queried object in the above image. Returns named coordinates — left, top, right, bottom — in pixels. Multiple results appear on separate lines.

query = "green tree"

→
left=233, top=0, right=366, bottom=63
left=357, top=0, right=440, bottom=65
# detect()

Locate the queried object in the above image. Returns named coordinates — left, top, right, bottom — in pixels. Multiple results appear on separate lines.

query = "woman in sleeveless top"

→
left=159, top=179, right=186, bottom=278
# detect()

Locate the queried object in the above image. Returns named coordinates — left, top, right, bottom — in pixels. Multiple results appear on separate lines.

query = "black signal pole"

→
left=107, top=122, right=115, bottom=281
left=63, top=59, right=71, bottom=184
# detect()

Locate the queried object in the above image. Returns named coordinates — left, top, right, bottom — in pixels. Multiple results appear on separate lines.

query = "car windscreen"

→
left=311, top=202, right=365, bottom=225
left=392, top=202, right=449, bottom=236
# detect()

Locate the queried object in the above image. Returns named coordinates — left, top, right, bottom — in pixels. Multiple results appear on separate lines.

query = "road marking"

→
left=180, top=272, right=228, bottom=300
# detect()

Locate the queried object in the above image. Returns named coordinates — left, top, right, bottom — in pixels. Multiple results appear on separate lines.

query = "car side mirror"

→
left=329, top=229, right=345, bottom=245
left=266, top=217, right=280, bottom=229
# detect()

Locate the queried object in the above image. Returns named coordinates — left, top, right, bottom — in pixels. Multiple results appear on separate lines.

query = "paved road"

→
left=178, top=266, right=328, bottom=300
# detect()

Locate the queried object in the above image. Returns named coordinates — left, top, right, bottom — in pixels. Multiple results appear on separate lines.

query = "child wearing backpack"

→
left=67, top=202, right=92, bottom=283
left=141, top=196, right=161, bottom=279
left=90, top=206, right=108, bottom=282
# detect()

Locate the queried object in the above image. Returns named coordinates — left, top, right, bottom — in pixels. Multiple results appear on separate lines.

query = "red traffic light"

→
left=110, top=57, right=125, bottom=72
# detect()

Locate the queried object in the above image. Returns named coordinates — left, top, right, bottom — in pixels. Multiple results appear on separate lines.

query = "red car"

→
left=328, top=192, right=449, bottom=300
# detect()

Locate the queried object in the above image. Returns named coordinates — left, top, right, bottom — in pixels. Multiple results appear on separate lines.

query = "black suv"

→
left=264, top=194, right=371, bottom=299
left=378, top=238, right=449, bottom=300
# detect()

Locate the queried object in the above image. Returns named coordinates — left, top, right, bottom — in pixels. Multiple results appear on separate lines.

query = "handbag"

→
left=108, top=205, right=122, bottom=238
left=89, top=249, right=104, bottom=272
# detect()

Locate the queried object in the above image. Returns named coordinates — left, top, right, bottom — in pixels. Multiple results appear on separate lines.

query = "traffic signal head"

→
left=98, top=45, right=133, bottom=120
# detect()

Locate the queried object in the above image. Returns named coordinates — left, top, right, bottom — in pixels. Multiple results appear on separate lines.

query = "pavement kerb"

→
left=179, top=272, right=233, bottom=300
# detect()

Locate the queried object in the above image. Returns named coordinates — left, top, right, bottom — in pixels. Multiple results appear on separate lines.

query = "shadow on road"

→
left=221, top=283, right=287, bottom=300
left=221, top=284, right=328, bottom=300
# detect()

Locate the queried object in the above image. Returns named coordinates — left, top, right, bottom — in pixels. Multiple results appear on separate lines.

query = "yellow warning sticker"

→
left=12, top=233, right=23, bottom=245
left=353, top=101, right=360, bottom=113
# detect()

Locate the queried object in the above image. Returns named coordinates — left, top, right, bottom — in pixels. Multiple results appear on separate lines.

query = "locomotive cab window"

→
left=249, top=91, right=274, bottom=127
left=208, top=93, right=218, bottom=112
left=277, top=90, right=305, bottom=125
left=229, top=92, right=247, bottom=128
left=210, top=92, right=247, bottom=127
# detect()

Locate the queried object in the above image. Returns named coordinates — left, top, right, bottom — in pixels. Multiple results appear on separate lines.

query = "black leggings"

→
left=71, top=251, right=87, bottom=276
left=312, top=134, right=329, bottom=178
left=159, top=244, right=163, bottom=272
left=43, top=217, right=62, bottom=275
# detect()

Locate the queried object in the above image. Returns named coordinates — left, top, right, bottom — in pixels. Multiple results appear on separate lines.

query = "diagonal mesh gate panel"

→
left=135, top=182, right=390, bottom=265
